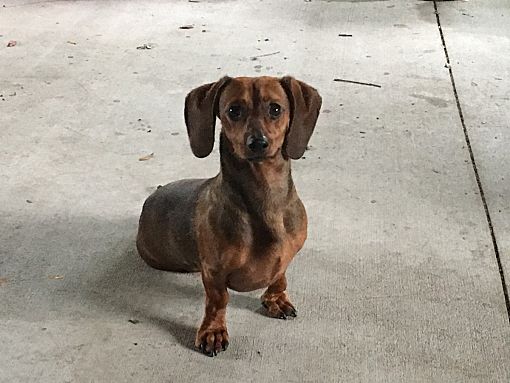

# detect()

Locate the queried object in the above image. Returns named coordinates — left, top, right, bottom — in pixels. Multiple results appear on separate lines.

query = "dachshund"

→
left=136, top=76, right=322, bottom=356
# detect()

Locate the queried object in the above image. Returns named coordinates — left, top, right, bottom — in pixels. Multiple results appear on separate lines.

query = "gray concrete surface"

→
left=436, top=0, right=510, bottom=297
left=1, top=0, right=509, bottom=382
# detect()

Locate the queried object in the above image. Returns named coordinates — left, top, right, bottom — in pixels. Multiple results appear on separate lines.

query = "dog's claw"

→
left=196, top=328, right=229, bottom=357
left=261, top=293, right=297, bottom=320
left=283, top=306, right=297, bottom=317
left=199, top=343, right=214, bottom=357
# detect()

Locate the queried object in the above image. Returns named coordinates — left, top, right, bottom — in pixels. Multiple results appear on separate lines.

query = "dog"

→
left=136, top=76, right=321, bottom=356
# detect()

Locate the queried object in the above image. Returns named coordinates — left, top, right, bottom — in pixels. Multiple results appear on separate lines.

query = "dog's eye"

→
left=228, top=105, right=243, bottom=121
left=269, top=103, right=281, bottom=118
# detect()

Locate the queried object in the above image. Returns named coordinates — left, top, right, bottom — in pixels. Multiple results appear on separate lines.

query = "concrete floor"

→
left=1, top=0, right=509, bottom=382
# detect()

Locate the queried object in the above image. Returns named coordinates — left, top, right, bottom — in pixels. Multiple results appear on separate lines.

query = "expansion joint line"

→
left=433, top=1, right=510, bottom=323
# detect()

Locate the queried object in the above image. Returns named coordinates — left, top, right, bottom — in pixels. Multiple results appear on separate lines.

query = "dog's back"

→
left=136, top=178, right=210, bottom=272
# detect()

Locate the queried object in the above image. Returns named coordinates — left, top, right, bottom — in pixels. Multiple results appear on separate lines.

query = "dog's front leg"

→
left=261, top=274, right=297, bottom=319
left=195, top=273, right=230, bottom=356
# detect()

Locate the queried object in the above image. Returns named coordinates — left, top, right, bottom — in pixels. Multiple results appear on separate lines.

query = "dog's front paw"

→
left=195, top=326, right=229, bottom=357
left=261, top=292, right=297, bottom=319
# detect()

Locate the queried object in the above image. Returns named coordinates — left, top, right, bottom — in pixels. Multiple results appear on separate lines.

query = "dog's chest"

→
left=226, top=213, right=306, bottom=292
left=226, top=242, right=294, bottom=292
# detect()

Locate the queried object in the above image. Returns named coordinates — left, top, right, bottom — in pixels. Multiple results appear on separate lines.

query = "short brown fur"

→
left=136, top=76, right=321, bottom=356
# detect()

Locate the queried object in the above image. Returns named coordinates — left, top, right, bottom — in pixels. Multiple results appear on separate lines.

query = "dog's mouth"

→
left=245, top=148, right=281, bottom=163
left=246, top=155, right=267, bottom=162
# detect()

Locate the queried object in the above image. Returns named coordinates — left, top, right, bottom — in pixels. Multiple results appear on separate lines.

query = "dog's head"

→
left=184, top=76, right=322, bottom=161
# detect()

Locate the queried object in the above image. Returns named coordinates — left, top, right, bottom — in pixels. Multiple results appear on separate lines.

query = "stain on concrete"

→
left=411, top=93, right=449, bottom=108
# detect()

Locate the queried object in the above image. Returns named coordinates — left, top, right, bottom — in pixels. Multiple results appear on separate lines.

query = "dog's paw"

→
left=195, top=326, right=229, bottom=357
left=261, top=292, right=297, bottom=320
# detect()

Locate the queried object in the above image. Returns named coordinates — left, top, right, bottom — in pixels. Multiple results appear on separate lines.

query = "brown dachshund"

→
left=136, top=76, right=321, bottom=356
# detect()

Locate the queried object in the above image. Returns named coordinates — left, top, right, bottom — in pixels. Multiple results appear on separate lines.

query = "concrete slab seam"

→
left=433, top=0, right=510, bottom=323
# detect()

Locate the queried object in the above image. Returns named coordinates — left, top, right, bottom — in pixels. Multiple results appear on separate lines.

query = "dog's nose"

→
left=246, top=135, right=269, bottom=154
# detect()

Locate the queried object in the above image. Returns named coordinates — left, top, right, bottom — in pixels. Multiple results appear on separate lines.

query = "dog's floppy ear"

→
left=280, top=77, right=322, bottom=159
left=184, top=76, right=232, bottom=158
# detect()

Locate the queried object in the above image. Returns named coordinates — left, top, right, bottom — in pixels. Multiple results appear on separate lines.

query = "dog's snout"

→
left=246, top=135, right=269, bottom=154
